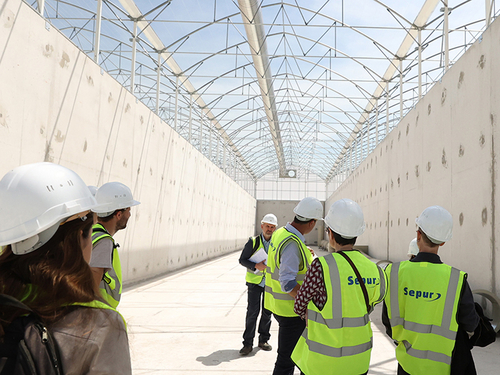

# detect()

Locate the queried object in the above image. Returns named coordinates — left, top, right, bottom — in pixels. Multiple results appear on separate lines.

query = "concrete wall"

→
left=327, top=18, right=500, bottom=295
left=0, top=0, right=256, bottom=285
left=256, top=200, right=324, bottom=246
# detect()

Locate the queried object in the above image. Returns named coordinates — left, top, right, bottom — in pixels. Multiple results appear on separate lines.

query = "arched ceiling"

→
left=37, top=0, right=494, bottom=182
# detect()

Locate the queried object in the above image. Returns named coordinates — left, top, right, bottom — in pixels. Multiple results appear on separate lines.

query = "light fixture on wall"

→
left=279, top=169, right=297, bottom=178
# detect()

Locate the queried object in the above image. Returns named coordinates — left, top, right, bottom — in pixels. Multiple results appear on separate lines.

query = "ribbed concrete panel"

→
left=0, top=0, right=256, bottom=285
left=326, top=17, right=500, bottom=295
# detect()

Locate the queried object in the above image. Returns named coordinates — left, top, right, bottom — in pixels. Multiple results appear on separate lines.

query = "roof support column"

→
left=366, top=119, right=370, bottom=156
left=188, top=95, right=192, bottom=143
left=94, top=0, right=102, bottom=63
left=418, top=27, right=422, bottom=99
left=156, top=52, right=162, bottom=114
left=209, top=126, right=213, bottom=161
left=130, top=20, right=138, bottom=93
left=216, top=135, right=220, bottom=167
left=199, top=112, right=203, bottom=152
left=37, top=0, right=45, bottom=16
left=222, top=146, right=226, bottom=173
left=443, top=2, right=449, bottom=71
left=400, top=59, right=403, bottom=120
left=174, top=76, right=179, bottom=131
left=486, top=0, right=492, bottom=27
left=386, top=83, right=390, bottom=136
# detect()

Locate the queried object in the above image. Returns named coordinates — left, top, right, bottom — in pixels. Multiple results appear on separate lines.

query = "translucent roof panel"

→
left=35, top=0, right=496, bottom=185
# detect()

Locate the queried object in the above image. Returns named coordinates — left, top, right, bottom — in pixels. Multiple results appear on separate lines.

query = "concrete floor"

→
left=120, top=248, right=500, bottom=374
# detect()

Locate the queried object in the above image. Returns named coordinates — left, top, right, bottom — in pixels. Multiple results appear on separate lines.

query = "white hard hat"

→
left=261, top=213, right=278, bottom=226
left=408, top=238, right=419, bottom=257
left=415, top=205, right=453, bottom=244
left=324, top=198, right=365, bottom=239
left=0, top=162, right=103, bottom=255
left=293, top=197, right=323, bottom=221
left=93, top=182, right=140, bottom=217
left=88, top=185, right=98, bottom=197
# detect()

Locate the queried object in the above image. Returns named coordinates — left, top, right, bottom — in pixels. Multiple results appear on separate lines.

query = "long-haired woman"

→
left=0, top=162, right=132, bottom=374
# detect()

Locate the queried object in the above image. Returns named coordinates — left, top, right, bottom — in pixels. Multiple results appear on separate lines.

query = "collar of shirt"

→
left=285, top=222, right=305, bottom=243
left=411, top=252, right=442, bottom=264
left=260, top=234, right=270, bottom=252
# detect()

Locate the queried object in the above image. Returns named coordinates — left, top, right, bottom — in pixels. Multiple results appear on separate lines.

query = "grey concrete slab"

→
left=120, top=249, right=499, bottom=374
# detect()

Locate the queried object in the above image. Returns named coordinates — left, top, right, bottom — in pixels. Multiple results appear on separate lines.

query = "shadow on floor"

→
left=196, top=348, right=262, bottom=366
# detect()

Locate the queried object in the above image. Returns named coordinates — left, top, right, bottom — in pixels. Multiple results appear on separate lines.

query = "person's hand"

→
left=255, top=261, right=266, bottom=271
left=307, top=247, right=315, bottom=256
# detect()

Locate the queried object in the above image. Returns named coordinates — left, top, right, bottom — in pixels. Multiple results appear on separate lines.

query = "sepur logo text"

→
left=347, top=276, right=379, bottom=287
left=404, top=287, right=441, bottom=301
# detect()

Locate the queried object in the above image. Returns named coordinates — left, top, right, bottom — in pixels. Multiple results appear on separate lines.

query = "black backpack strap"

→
left=338, top=251, right=372, bottom=314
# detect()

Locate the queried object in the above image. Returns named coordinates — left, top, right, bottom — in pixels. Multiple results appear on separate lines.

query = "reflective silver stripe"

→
left=264, top=285, right=294, bottom=301
left=389, top=263, right=461, bottom=341
left=389, top=262, right=401, bottom=323
left=402, top=340, right=452, bottom=365
left=268, top=270, right=280, bottom=281
left=324, top=254, right=343, bottom=320
left=308, top=310, right=369, bottom=329
left=442, top=267, right=460, bottom=330
left=269, top=234, right=309, bottom=282
left=302, top=331, right=373, bottom=357
left=377, top=265, right=387, bottom=303
left=401, top=321, right=457, bottom=340
left=274, top=236, right=296, bottom=265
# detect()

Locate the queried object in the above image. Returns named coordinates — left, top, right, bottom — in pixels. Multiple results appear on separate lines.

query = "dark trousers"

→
left=242, top=283, right=272, bottom=346
left=272, top=314, right=306, bottom=375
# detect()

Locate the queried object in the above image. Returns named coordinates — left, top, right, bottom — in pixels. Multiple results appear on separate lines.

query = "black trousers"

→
left=242, top=283, right=272, bottom=346
left=272, top=314, right=306, bottom=375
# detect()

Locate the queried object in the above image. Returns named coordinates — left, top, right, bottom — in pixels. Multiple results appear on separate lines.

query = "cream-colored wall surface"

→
left=327, top=20, right=499, bottom=294
left=0, top=0, right=256, bottom=285
left=256, top=200, right=324, bottom=246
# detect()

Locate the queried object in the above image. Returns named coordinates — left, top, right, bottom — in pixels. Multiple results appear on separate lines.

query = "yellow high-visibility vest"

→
left=264, top=227, right=313, bottom=317
left=292, top=251, right=386, bottom=374
left=245, top=236, right=266, bottom=285
left=385, top=261, right=466, bottom=375
left=92, top=224, right=122, bottom=309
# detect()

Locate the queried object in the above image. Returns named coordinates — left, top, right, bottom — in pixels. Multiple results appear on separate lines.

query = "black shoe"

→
left=239, top=345, right=253, bottom=355
left=258, top=342, right=272, bottom=351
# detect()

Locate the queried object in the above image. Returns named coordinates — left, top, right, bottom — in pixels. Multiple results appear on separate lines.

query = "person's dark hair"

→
left=97, top=209, right=126, bottom=223
left=0, top=215, right=99, bottom=329
left=293, top=216, right=315, bottom=225
left=418, top=229, right=440, bottom=247
left=331, top=230, right=357, bottom=246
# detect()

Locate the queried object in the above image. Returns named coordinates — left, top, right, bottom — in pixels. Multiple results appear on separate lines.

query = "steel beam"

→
left=117, top=0, right=256, bottom=180
left=237, top=0, right=286, bottom=176
left=94, top=0, right=102, bottom=63
left=326, top=0, right=440, bottom=182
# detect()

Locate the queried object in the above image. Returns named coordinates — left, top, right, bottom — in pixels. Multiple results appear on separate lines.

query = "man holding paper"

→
left=238, top=213, right=278, bottom=355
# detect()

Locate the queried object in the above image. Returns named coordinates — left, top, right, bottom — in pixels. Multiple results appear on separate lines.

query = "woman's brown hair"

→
left=0, top=214, right=99, bottom=329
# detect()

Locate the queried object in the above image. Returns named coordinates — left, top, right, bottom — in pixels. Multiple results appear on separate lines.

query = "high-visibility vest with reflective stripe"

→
left=92, top=224, right=122, bottom=309
left=292, top=251, right=387, bottom=374
left=245, top=236, right=266, bottom=285
left=264, top=227, right=313, bottom=317
left=385, top=261, right=466, bottom=375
